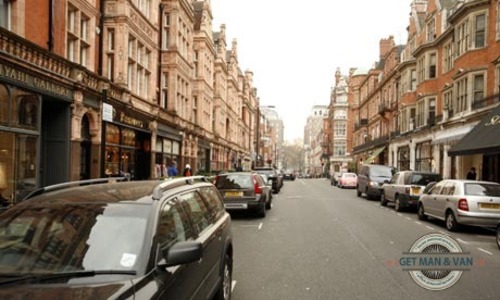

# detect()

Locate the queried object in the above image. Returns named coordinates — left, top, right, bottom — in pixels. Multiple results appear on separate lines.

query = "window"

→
left=163, top=13, right=170, bottom=49
left=106, top=29, right=115, bottom=81
left=472, top=74, right=485, bottom=109
left=199, top=187, right=225, bottom=221
left=158, top=201, right=189, bottom=250
left=334, top=122, right=346, bottom=137
left=415, top=142, right=432, bottom=172
left=427, top=18, right=435, bottom=42
left=417, top=56, right=425, bottom=83
left=454, top=77, right=468, bottom=114
left=410, top=69, right=417, bottom=90
left=474, top=13, right=486, bottom=48
left=443, top=41, right=454, bottom=73
left=428, top=53, right=436, bottom=79
left=416, top=99, right=425, bottom=128
left=180, top=191, right=211, bottom=234
left=0, top=1, right=11, bottom=29
left=66, top=5, right=91, bottom=67
left=444, top=89, right=454, bottom=117
left=333, top=140, right=346, bottom=156
left=456, top=20, right=469, bottom=56
left=127, top=36, right=151, bottom=99
left=162, top=72, right=169, bottom=109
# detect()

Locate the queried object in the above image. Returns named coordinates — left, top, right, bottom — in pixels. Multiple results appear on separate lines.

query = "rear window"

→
left=369, top=166, right=395, bottom=177
left=343, top=173, right=357, bottom=178
left=409, top=173, right=442, bottom=186
left=465, top=183, right=500, bottom=197
left=215, top=174, right=253, bottom=189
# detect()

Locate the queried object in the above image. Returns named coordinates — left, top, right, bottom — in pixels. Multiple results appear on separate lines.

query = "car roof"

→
left=21, top=177, right=215, bottom=205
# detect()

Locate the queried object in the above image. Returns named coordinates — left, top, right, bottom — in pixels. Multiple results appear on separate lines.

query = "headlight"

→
left=369, top=181, right=379, bottom=187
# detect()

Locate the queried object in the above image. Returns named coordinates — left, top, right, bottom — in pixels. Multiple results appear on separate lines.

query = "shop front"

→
left=1, top=63, right=73, bottom=203
left=102, top=102, right=151, bottom=180
left=154, top=124, right=182, bottom=178
left=197, top=138, right=211, bottom=174
left=449, top=104, right=500, bottom=183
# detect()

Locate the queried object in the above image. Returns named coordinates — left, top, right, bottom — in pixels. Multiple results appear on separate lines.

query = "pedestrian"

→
left=183, top=164, right=192, bottom=177
left=466, top=167, right=477, bottom=180
left=167, top=163, right=178, bottom=177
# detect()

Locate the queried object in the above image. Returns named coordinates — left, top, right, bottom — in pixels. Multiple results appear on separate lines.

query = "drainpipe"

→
left=158, top=3, right=164, bottom=106
left=98, top=0, right=105, bottom=75
left=48, top=0, right=54, bottom=51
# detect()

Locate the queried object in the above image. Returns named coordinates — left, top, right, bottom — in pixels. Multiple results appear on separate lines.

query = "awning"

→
left=364, top=146, right=386, bottom=163
left=431, top=125, right=475, bottom=145
left=449, top=104, right=500, bottom=156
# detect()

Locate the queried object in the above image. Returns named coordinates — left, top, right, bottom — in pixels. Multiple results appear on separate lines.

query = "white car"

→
left=418, top=179, right=500, bottom=231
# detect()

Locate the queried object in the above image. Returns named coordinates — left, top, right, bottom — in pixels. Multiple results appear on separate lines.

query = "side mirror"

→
left=159, top=241, right=203, bottom=268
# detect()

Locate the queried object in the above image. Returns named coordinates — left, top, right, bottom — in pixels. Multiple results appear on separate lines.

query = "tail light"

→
left=405, top=187, right=410, bottom=194
left=458, top=198, right=469, bottom=211
left=253, top=175, right=262, bottom=194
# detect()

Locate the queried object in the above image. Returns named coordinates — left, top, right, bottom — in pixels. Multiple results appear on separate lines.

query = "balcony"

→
left=472, top=94, right=500, bottom=110
left=378, top=102, right=393, bottom=116
left=354, top=118, right=368, bottom=131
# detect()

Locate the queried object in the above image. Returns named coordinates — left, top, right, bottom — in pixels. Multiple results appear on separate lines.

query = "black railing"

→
left=472, top=94, right=500, bottom=110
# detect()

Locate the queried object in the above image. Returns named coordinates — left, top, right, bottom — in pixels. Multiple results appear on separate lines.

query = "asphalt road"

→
left=228, top=178, right=500, bottom=300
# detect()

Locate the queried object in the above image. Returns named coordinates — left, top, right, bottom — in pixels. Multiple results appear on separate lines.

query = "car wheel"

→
left=496, top=226, right=500, bottom=250
left=417, top=204, right=427, bottom=221
left=394, top=196, right=403, bottom=212
left=356, top=188, right=362, bottom=197
left=266, top=195, right=272, bottom=210
left=380, top=193, right=388, bottom=206
left=365, top=188, right=372, bottom=200
left=257, top=203, right=266, bottom=218
left=214, top=253, right=232, bottom=300
left=446, top=211, right=459, bottom=231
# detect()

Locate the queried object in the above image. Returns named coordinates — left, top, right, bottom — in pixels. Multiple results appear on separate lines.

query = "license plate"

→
left=411, top=187, right=421, bottom=195
left=225, top=191, right=243, bottom=197
left=224, top=203, right=247, bottom=209
left=479, top=203, right=500, bottom=210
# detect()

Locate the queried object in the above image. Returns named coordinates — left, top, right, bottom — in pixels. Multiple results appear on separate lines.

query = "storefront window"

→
left=415, top=142, right=432, bottom=172
left=154, top=137, right=180, bottom=178
left=0, top=84, right=8, bottom=126
left=12, top=89, right=39, bottom=131
left=0, top=132, right=14, bottom=205
left=105, top=146, right=120, bottom=176
left=121, top=129, right=135, bottom=147
left=398, top=146, right=410, bottom=171
left=106, top=124, right=119, bottom=144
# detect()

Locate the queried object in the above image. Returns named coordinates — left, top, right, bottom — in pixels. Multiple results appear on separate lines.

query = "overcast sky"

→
left=210, top=0, right=414, bottom=142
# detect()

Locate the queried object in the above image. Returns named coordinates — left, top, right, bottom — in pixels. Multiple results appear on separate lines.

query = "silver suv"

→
left=380, top=171, right=442, bottom=211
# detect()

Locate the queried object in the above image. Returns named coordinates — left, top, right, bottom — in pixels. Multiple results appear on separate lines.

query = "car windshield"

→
left=409, top=173, right=442, bottom=186
left=215, top=174, right=253, bottom=189
left=343, top=173, right=356, bottom=178
left=369, top=166, right=395, bottom=177
left=464, top=183, right=500, bottom=197
left=0, top=203, right=150, bottom=275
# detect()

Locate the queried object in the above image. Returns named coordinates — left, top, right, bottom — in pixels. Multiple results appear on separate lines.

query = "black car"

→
left=214, top=172, right=272, bottom=217
left=0, top=177, right=233, bottom=300
left=283, top=171, right=296, bottom=181
left=356, top=164, right=397, bottom=200
left=252, top=167, right=283, bottom=193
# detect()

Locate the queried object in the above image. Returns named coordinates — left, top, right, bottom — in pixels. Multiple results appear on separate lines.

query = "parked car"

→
left=330, top=172, right=342, bottom=186
left=356, top=164, right=397, bottom=200
left=253, top=167, right=283, bottom=193
left=418, top=179, right=500, bottom=232
left=380, top=171, right=442, bottom=211
left=283, top=170, right=296, bottom=181
left=338, top=173, right=358, bottom=189
left=0, top=177, right=233, bottom=300
left=214, top=172, right=272, bottom=217
left=497, top=223, right=500, bottom=250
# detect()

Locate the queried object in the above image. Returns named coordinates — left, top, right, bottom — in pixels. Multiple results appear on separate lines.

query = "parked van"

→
left=357, top=164, right=397, bottom=200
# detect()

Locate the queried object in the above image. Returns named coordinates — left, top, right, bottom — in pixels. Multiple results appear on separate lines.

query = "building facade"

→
left=0, top=0, right=263, bottom=204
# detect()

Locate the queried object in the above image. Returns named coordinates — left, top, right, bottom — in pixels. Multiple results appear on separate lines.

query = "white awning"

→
left=431, top=125, right=475, bottom=145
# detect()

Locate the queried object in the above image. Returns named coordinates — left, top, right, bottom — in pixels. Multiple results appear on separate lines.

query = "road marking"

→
left=232, top=280, right=237, bottom=292
left=397, top=213, right=403, bottom=217
left=389, top=241, right=395, bottom=245
left=258, top=223, right=263, bottom=230
left=405, top=217, right=412, bottom=221
left=456, top=238, right=470, bottom=245
left=426, top=226, right=435, bottom=230
left=415, top=221, right=422, bottom=225
left=478, top=248, right=493, bottom=255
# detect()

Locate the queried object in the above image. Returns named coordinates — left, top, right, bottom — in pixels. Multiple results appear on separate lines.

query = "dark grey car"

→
left=0, top=177, right=233, bottom=300
left=356, top=164, right=397, bottom=200
left=214, top=172, right=272, bottom=217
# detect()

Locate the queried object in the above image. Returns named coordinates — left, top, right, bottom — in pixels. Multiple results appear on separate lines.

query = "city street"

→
left=229, top=178, right=500, bottom=300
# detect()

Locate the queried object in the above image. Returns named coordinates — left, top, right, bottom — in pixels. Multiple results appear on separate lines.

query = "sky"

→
left=210, top=0, right=414, bottom=142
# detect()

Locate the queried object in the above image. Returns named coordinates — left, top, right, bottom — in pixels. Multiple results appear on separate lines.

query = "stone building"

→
left=350, top=0, right=500, bottom=182
left=0, top=0, right=260, bottom=203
